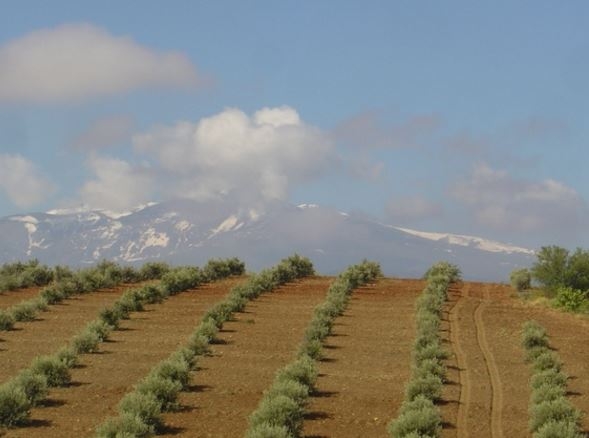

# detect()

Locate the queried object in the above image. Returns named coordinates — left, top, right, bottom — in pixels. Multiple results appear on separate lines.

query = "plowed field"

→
left=1, top=278, right=588, bottom=438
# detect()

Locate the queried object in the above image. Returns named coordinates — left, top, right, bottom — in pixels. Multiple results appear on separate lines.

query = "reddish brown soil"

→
left=3, top=278, right=588, bottom=438
left=0, top=285, right=138, bottom=382
left=442, top=282, right=589, bottom=438
left=303, top=278, right=424, bottom=438
left=0, top=286, right=45, bottom=309
left=5, top=277, right=244, bottom=438
left=160, top=276, right=331, bottom=437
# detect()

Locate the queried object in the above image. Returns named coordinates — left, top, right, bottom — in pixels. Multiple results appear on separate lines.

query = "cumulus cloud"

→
left=79, top=155, right=153, bottom=211
left=133, top=106, right=333, bottom=203
left=70, top=114, right=134, bottom=150
left=334, top=110, right=441, bottom=149
left=0, top=23, right=199, bottom=103
left=0, top=154, right=56, bottom=207
left=451, top=163, right=585, bottom=232
left=386, top=195, right=443, bottom=223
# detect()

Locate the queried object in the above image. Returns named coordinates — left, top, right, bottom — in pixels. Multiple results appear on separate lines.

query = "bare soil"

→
left=0, top=286, right=45, bottom=309
left=5, top=277, right=244, bottom=438
left=303, top=278, right=424, bottom=438
left=161, top=276, right=331, bottom=438
left=2, top=278, right=588, bottom=438
left=0, top=285, right=138, bottom=382
left=442, top=282, right=589, bottom=438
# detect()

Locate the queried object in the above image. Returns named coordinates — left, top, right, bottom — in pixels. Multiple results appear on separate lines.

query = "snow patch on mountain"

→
left=209, top=215, right=244, bottom=238
left=394, top=226, right=534, bottom=255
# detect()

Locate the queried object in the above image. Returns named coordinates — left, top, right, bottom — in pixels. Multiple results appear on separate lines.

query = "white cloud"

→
left=386, top=195, right=443, bottom=223
left=79, top=155, right=153, bottom=211
left=0, top=154, right=56, bottom=207
left=0, top=23, right=199, bottom=103
left=451, top=163, right=585, bottom=232
left=133, top=105, right=333, bottom=203
left=70, top=114, right=134, bottom=150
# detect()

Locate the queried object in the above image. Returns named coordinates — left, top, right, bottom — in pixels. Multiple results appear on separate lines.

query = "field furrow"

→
left=0, top=285, right=137, bottom=381
left=303, top=278, right=424, bottom=438
left=6, top=277, right=245, bottom=438
left=160, top=277, right=330, bottom=438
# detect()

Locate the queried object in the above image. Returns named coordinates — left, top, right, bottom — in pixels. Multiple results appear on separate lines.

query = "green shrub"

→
left=150, top=357, right=191, bottom=390
left=388, top=395, right=441, bottom=437
left=117, top=290, right=144, bottom=313
left=0, top=310, right=15, bottom=330
left=532, top=351, right=562, bottom=373
left=511, top=268, right=532, bottom=291
left=534, top=420, right=584, bottom=438
left=522, top=321, right=549, bottom=351
left=529, top=398, right=581, bottom=433
left=531, top=384, right=566, bottom=405
left=187, top=333, right=210, bottom=356
left=118, top=392, right=162, bottom=431
left=56, top=347, right=78, bottom=368
left=138, top=262, right=171, bottom=281
left=99, top=307, right=123, bottom=329
left=0, top=382, right=30, bottom=427
left=531, top=369, right=568, bottom=391
left=265, top=380, right=309, bottom=407
left=423, top=262, right=461, bottom=282
left=404, top=374, right=443, bottom=401
left=30, top=355, right=71, bottom=387
left=196, top=319, right=219, bottom=344
left=14, top=370, right=48, bottom=406
left=249, top=394, right=304, bottom=437
left=86, top=319, right=112, bottom=342
left=72, top=329, right=101, bottom=354
left=412, top=341, right=448, bottom=363
left=276, top=356, right=317, bottom=390
left=139, top=285, right=165, bottom=304
left=95, top=412, right=153, bottom=438
left=245, top=423, right=293, bottom=438
left=40, top=287, right=66, bottom=304
left=554, top=286, right=587, bottom=312
left=135, top=375, right=182, bottom=412
left=10, top=301, right=39, bottom=322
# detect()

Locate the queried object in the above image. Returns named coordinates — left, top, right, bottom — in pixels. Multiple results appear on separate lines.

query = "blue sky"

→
left=0, top=1, right=587, bottom=249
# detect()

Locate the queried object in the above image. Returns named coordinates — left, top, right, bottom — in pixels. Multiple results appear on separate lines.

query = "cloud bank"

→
left=0, top=154, right=56, bottom=207
left=78, top=106, right=334, bottom=210
left=451, top=163, right=585, bottom=233
left=0, top=23, right=199, bottom=103
left=70, top=114, right=135, bottom=150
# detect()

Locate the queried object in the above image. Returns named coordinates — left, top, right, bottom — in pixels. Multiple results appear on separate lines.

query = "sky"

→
left=0, top=1, right=588, bottom=250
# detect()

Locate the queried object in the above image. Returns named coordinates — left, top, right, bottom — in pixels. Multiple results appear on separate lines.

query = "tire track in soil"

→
left=473, top=285, right=504, bottom=438
left=446, top=283, right=504, bottom=438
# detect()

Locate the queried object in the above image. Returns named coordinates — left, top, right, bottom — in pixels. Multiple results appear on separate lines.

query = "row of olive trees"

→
left=95, top=254, right=314, bottom=437
left=0, top=261, right=170, bottom=332
left=388, top=261, right=461, bottom=438
left=521, top=321, right=582, bottom=437
left=0, top=259, right=55, bottom=292
left=0, top=258, right=244, bottom=429
left=245, top=260, right=382, bottom=438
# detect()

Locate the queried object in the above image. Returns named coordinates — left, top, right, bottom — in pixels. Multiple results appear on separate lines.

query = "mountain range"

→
left=0, top=199, right=535, bottom=281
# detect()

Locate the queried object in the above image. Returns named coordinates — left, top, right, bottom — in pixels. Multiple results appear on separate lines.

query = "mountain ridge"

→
left=0, top=199, right=534, bottom=281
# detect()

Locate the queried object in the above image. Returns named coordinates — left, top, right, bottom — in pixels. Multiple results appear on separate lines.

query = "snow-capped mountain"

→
left=0, top=199, right=535, bottom=280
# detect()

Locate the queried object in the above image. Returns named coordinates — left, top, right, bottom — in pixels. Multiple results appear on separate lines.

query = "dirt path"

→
left=0, top=285, right=136, bottom=382
left=443, top=283, right=506, bottom=438
left=160, top=277, right=331, bottom=438
left=0, top=286, right=45, bottom=309
left=303, top=278, right=424, bottom=438
left=6, top=277, right=244, bottom=438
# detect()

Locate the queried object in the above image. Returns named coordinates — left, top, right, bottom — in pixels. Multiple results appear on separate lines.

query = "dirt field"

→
left=1, top=278, right=588, bottom=438
left=441, top=282, right=589, bottom=438
left=303, top=278, right=424, bottom=438
left=0, top=286, right=45, bottom=309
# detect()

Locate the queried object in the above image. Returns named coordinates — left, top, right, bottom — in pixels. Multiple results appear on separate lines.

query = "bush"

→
left=0, top=382, right=30, bottom=427
left=10, top=301, right=39, bottom=322
left=135, top=375, right=182, bottom=412
left=72, top=329, right=101, bottom=354
left=388, top=395, right=441, bottom=437
left=96, top=412, right=153, bottom=438
left=245, top=423, right=293, bottom=438
left=522, top=321, right=549, bottom=351
left=534, top=420, right=584, bottom=438
left=276, top=357, right=317, bottom=390
left=56, top=347, right=78, bottom=368
left=118, top=392, right=162, bottom=431
left=404, top=374, right=443, bottom=402
left=554, top=287, right=587, bottom=312
left=139, top=285, right=165, bottom=304
left=0, top=310, right=15, bottom=331
left=529, top=398, right=581, bottom=433
left=138, top=262, right=171, bottom=281
left=249, top=394, right=304, bottom=437
left=150, top=357, right=191, bottom=390
left=511, top=268, right=532, bottom=291
left=40, top=287, right=66, bottom=304
left=30, top=355, right=71, bottom=387
left=531, top=369, right=568, bottom=391
left=14, top=370, right=48, bottom=406
left=423, top=262, right=461, bottom=283
left=86, top=319, right=112, bottom=342
left=531, top=384, right=566, bottom=405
